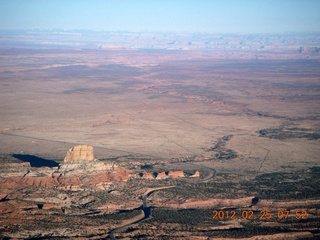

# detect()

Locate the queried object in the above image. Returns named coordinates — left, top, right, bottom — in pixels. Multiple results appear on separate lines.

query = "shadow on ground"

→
left=12, top=154, right=59, bottom=167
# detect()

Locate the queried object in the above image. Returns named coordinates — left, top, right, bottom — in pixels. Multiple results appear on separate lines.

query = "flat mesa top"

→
left=64, top=145, right=95, bottom=162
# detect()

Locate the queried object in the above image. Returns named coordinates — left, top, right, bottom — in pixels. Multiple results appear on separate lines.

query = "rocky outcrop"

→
left=0, top=145, right=131, bottom=191
left=190, top=170, right=200, bottom=178
left=0, top=161, right=131, bottom=191
left=157, top=171, right=168, bottom=179
left=137, top=170, right=200, bottom=179
left=64, top=145, right=94, bottom=162
left=141, top=171, right=154, bottom=179
left=167, top=170, right=185, bottom=178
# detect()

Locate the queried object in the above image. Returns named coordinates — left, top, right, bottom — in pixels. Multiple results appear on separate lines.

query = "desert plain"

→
left=0, top=31, right=320, bottom=239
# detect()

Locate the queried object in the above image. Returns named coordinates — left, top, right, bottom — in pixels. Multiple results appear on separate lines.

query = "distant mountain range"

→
left=0, top=30, right=319, bottom=52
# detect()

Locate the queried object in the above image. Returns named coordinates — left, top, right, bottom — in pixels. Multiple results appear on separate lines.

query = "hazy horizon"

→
left=1, top=0, right=320, bottom=34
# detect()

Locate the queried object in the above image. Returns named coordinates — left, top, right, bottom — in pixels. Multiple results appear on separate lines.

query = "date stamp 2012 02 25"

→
left=212, top=209, right=307, bottom=220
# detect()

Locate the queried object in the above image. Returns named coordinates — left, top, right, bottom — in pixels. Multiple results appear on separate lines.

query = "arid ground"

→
left=0, top=32, right=320, bottom=239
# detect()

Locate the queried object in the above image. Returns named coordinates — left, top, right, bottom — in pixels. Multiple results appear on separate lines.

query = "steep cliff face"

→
left=64, top=145, right=94, bottom=162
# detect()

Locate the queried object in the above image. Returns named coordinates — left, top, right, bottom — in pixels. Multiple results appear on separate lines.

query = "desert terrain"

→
left=0, top=31, right=319, bottom=239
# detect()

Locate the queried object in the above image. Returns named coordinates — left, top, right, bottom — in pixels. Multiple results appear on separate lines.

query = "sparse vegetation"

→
left=140, top=164, right=153, bottom=170
left=86, top=209, right=142, bottom=221
left=258, top=127, right=320, bottom=140
left=241, top=169, right=320, bottom=200
left=149, top=208, right=216, bottom=226
left=215, top=149, right=238, bottom=160
left=206, top=135, right=238, bottom=160
left=208, top=135, right=233, bottom=152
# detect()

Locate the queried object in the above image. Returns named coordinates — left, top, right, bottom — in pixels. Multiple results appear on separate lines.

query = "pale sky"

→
left=0, top=0, right=319, bottom=33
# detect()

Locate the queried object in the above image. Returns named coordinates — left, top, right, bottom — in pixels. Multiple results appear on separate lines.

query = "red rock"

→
left=142, top=171, right=154, bottom=179
left=157, top=171, right=168, bottom=179
left=167, top=171, right=185, bottom=178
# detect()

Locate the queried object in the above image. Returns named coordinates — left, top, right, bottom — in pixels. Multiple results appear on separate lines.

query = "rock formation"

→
left=138, top=170, right=197, bottom=179
left=190, top=170, right=200, bottom=177
left=0, top=145, right=131, bottom=192
left=167, top=170, right=185, bottom=178
left=64, top=145, right=94, bottom=162
left=157, top=171, right=168, bottom=179
left=141, top=171, right=154, bottom=179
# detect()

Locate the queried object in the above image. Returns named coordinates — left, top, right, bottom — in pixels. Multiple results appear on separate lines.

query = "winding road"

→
left=108, top=186, right=175, bottom=240
left=107, top=165, right=216, bottom=239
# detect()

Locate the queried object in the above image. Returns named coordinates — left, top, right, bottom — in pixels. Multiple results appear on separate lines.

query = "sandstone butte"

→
left=64, top=145, right=94, bottom=162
